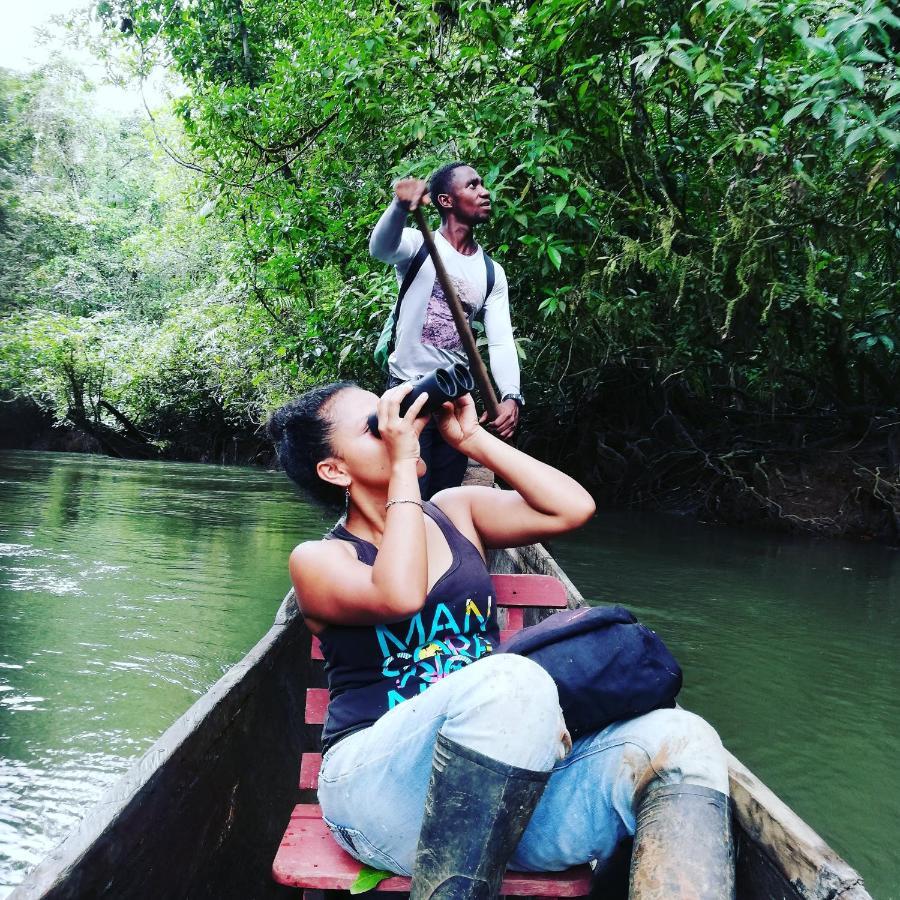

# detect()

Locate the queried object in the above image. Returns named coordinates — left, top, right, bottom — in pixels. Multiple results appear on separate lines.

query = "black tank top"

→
left=317, top=501, right=500, bottom=752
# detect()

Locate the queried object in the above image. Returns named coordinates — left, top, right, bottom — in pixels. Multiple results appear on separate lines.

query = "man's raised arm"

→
left=369, top=178, right=430, bottom=265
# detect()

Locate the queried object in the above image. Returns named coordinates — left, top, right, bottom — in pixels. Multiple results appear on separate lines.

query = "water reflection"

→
left=0, top=451, right=333, bottom=897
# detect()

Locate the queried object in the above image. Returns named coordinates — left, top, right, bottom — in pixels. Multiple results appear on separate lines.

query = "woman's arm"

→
left=432, top=396, right=596, bottom=548
left=290, top=389, right=431, bottom=627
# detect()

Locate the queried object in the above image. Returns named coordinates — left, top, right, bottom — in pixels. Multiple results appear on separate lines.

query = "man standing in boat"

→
left=369, top=163, right=523, bottom=499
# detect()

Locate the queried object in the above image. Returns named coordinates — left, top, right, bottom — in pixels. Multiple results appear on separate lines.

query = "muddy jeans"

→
left=317, top=654, right=728, bottom=876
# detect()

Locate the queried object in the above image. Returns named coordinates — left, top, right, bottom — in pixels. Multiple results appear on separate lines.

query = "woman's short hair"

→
left=267, top=381, right=356, bottom=505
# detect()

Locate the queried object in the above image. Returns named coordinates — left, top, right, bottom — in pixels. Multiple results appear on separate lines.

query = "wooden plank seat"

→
left=274, top=574, right=592, bottom=897
left=273, top=804, right=592, bottom=895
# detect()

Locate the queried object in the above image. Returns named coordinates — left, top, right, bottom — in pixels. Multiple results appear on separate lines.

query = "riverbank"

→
left=5, top=396, right=898, bottom=546
left=522, top=379, right=900, bottom=547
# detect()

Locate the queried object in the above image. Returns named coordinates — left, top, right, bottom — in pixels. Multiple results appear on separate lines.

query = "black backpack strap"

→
left=474, top=250, right=495, bottom=325
left=483, top=249, right=495, bottom=300
left=388, top=240, right=431, bottom=357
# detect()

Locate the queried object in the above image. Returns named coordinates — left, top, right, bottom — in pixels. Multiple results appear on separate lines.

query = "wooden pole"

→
left=412, top=206, right=501, bottom=421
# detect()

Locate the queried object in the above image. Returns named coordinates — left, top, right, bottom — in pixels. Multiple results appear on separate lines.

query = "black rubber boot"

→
left=629, top=783, right=735, bottom=900
left=409, top=732, right=550, bottom=900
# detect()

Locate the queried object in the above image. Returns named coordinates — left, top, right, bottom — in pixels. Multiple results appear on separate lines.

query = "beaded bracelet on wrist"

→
left=385, top=498, right=424, bottom=511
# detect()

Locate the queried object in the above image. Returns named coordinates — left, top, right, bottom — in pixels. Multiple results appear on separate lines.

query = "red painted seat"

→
left=273, top=574, right=592, bottom=898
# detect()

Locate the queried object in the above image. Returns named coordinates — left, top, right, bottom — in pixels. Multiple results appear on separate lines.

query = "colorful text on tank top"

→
left=376, top=596, right=494, bottom=708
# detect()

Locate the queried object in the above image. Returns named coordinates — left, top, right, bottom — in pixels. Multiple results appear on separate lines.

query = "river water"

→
left=0, top=451, right=896, bottom=897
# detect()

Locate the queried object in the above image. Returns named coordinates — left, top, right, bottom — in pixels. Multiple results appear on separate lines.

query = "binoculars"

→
left=367, top=365, right=475, bottom=439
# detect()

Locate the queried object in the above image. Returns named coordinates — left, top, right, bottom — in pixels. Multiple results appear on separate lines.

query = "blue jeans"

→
left=318, top=654, right=728, bottom=876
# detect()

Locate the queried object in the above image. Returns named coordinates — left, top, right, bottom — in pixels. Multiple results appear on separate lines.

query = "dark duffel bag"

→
left=498, top=605, right=682, bottom=738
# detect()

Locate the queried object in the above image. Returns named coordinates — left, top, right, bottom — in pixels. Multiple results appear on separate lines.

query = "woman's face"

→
left=322, top=387, right=426, bottom=492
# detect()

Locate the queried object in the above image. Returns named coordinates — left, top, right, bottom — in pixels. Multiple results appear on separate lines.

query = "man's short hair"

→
left=429, top=161, right=469, bottom=220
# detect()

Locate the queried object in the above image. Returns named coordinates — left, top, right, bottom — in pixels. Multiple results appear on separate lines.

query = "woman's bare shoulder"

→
left=290, top=536, right=357, bottom=572
left=289, top=539, right=358, bottom=632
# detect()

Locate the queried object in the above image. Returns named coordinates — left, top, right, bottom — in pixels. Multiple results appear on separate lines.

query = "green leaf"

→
left=848, top=49, right=885, bottom=64
left=803, top=37, right=837, bottom=56
left=669, top=50, right=694, bottom=73
left=554, top=195, right=568, bottom=215
left=830, top=106, right=848, bottom=137
left=844, top=124, right=870, bottom=149
left=547, top=246, right=562, bottom=270
left=876, top=127, right=900, bottom=147
left=350, top=866, right=393, bottom=894
left=879, top=103, right=900, bottom=124
left=839, top=66, right=865, bottom=91
left=783, top=100, right=812, bottom=124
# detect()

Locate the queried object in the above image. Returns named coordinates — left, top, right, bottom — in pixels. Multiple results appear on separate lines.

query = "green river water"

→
left=0, top=450, right=897, bottom=897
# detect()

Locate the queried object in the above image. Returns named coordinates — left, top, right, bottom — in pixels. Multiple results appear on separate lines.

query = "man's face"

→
left=441, top=166, right=491, bottom=224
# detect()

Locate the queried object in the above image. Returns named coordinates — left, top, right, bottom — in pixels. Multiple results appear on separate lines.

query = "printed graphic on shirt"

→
left=421, top=276, right=477, bottom=350
left=375, top=596, right=494, bottom=709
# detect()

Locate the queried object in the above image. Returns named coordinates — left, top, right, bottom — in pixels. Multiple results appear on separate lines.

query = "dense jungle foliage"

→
left=2, top=0, right=898, bottom=535
left=0, top=63, right=290, bottom=459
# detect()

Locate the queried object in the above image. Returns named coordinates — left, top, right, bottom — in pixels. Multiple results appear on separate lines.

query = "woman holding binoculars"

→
left=268, top=379, right=735, bottom=900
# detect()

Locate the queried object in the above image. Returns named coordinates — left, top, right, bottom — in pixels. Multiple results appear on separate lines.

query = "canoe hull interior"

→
left=10, top=546, right=870, bottom=900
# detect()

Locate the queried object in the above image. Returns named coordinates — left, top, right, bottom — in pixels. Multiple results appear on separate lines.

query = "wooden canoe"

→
left=9, top=543, right=871, bottom=900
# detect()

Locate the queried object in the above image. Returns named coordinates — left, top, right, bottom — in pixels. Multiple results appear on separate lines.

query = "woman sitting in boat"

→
left=268, top=381, right=735, bottom=900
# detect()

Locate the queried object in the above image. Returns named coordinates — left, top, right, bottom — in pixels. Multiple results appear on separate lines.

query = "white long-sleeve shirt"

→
left=369, top=200, right=521, bottom=399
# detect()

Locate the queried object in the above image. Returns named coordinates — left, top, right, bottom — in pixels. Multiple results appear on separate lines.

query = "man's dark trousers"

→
left=417, top=418, right=468, bottom=500
left=387, top=375, right=467, bottom=499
